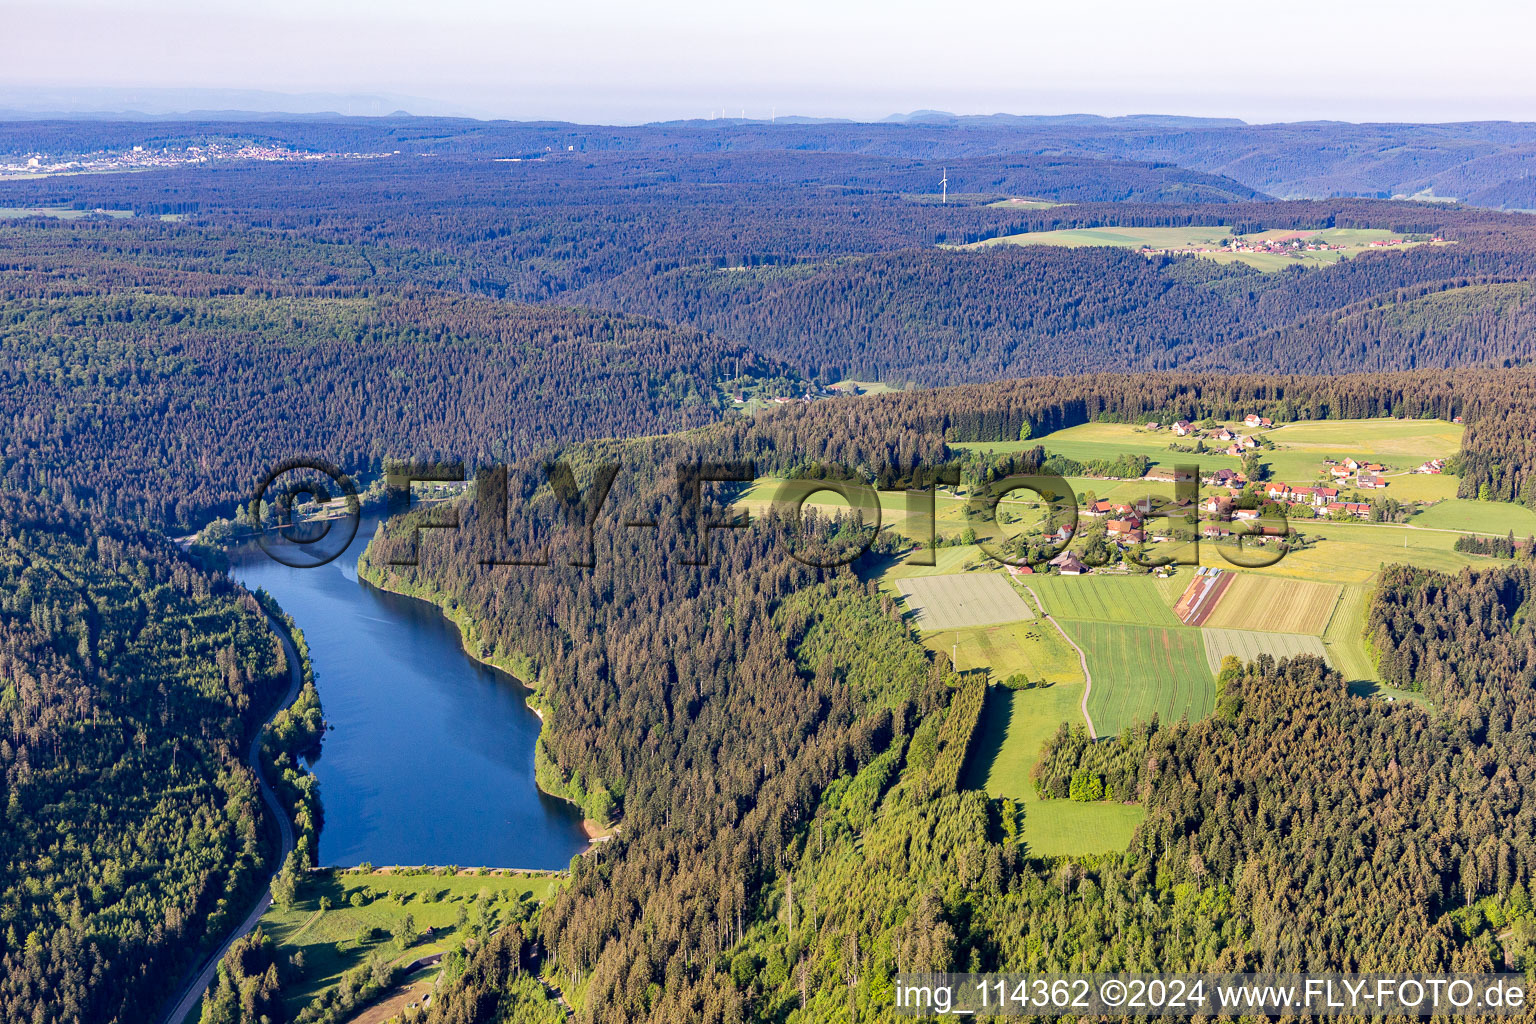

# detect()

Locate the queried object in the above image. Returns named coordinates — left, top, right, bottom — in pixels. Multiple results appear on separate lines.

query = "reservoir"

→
left=229, top=517, right=588, bottom=869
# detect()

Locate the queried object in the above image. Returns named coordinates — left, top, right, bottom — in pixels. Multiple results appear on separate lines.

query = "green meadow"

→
left=1413, top=498, right=1536, bottom=535
left=242, top=868, right=560, bottom=1017
left=966, top=684, right=1145, bottom=857
left=918, top=617, right=1083, bottom=683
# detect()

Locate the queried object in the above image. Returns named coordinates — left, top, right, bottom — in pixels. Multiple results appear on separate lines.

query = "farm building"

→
left=1050, top=551, right=1089, bottom=575
left=1205, top=468, right=1245, bottom=488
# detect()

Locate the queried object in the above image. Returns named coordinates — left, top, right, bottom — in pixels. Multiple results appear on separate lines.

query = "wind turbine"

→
left=940, top=167, right=948, bottom=204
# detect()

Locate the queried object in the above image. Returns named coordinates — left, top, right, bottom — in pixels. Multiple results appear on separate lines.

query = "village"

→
left=733, top=380, right=876, bottom=406
left=1001, top=412, right=1447, bottom=579
left=0, top=140, right=395, bottom=178
left=1142, top=231, right=1442, bottom=261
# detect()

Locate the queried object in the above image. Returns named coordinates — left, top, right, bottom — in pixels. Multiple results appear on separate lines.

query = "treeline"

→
left=0, top=149, right=1522, bottom=307
left=0, top=493, right=287, bottom=1024
left=7, top=172, right=1536, bottom=400
left=687, top=368, right=1536, bottom=511
left=1453, top=532, right=1528, bottom=558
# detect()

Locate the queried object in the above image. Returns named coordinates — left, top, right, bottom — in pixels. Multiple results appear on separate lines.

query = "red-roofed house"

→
left=1326, top=501, right=1371, bottom=518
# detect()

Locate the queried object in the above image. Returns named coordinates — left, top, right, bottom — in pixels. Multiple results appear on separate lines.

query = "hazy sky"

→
left=7, top=0, right=1536, bottom=123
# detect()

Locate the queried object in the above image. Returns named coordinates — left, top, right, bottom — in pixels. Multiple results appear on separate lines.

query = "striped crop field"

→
left=1027, top=575, right=1180, bottom=626
left=897, top=573, right=1035, bottom=629
left=1201, top=574, right=1340, bottom=635
left=1322, top=582, right=1381, bottom=683
left=1200, top=628, right=1330, bottom=673
left=1068, top=621, right=1214, bottom=736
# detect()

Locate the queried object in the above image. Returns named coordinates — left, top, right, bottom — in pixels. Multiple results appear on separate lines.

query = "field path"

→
left=157, top=610, right=303, bottom=1024
left=1024, top=585, right=1097, bottom=740
left=1332, top=519, right=1517, bottom=540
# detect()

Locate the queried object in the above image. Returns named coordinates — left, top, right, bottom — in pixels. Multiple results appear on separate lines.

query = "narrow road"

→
left=538, top=973, right=574, bottom=1018
left=1024, top=585, right=1097, bottom=739
left=157, top=611, right=303, bottom=1024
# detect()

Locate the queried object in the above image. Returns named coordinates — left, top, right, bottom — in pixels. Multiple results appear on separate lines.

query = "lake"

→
left=229, top=517, right=588, bottom=869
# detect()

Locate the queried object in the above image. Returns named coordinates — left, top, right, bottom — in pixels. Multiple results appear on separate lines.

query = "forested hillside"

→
left=349, top=371, right=1536, bottom=1024
left=7, top=115, right=1536, bottom=1024
left=8, top=167, right=1536, bottom=391
left=572, top=202, right=1536, bottom=384
left=6, top=116, right=1534, bottom=207
left=0, top=494, right=287, bottom=1024
left=0, top=282, right=771, bottom=528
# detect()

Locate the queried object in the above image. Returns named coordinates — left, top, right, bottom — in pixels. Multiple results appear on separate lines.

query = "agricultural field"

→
left=958, top=417, right=1464, bottom=506
left=1026, top=574, right=1181, bottom=626
left=1174, top=569, right=1234, bottom=626
left=896, top=572, right=1035, bottom=629
left=985, top=197, right=1063, bottom=209
left=1268, top=417, right=1462, bottom=458
left=1243, top=520, right=1485, bottom=586
left=880, top=411, right=1505, bottom=853
left=1322, top=583, right=1379, bottom=684
left=965, top=681, right=1145, bottom=857
left=1201, top=574, right=1340, bottom=634
left=1413, top=498, right=1536, bottom=535
left=0, top=205, right=134, bottom=219
left=955, top=421, right=1195, bottom=468
left=1066, top=620, right=1214, bottom=737
left=964, top=224, right=1440, bottom=271
left=244, top=868, right=560, bottom=1018
left=830, top=378, right=898, bottom=394
left=888, top=566, right=1142, bottom=856
left=1201, top=627, right=1329, bottom=673
left=880, top=543, right=993, bottom=580
left=918, top=618, right=1083, bottom=683
left=967, top=225, right=1242, bottom=251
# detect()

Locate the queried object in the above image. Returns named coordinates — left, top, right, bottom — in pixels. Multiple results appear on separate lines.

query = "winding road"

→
left=156, top=612, right=303, bottom=1024
left=1024, top=585, right=1098, bottom=739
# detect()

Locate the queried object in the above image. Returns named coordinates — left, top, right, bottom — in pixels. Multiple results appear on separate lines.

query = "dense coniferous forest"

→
left=7, top=117, right=1536, bottom=1023
left=574, top=234, right=1536, bottom=383
left=0, top=494, right=287, bottom=1024
left=0, top=282, right=771, bottom=528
